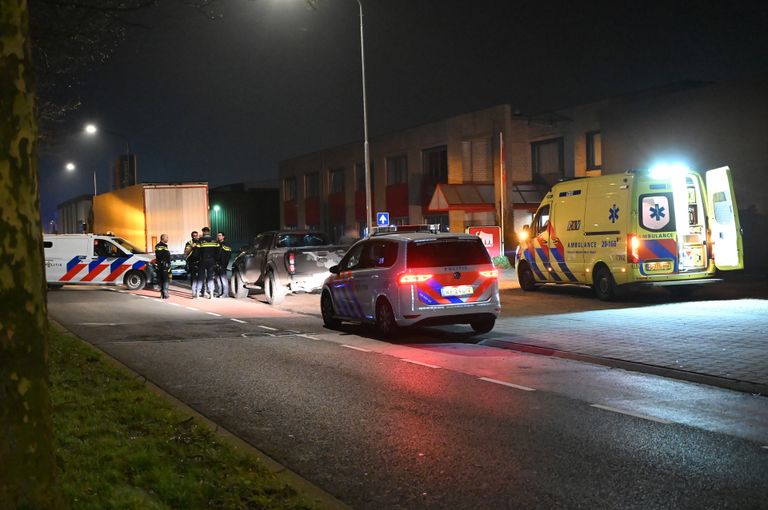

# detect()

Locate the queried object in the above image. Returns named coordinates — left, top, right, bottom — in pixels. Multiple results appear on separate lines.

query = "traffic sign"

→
left=377, top=212, right=390, bottom=226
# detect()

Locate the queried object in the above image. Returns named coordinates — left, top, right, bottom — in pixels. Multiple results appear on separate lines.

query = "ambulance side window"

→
left=532, top=205, right=550, bottom=235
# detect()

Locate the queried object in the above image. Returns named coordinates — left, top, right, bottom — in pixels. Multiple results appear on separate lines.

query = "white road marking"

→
left=258, top=325, right=278, bottom=331
left=138, top=295, right=149, bottom=299
left=341, top=344, right=371, bottom=352
left=77, top=323, right=118, bottom=326
left=295, top=333, right=319, bottom=340
left=479, top=377, right=536, bottom=392
left=230, top=318, right=247, bottom=324
left=400, top=359, right=441, bottom=369
left=206, top=312, right=222, bottom=317
left=186, top=307, right=199, bottom=311
left=590, top=404, right=671, bottom=424
left=762, top=446, right=768, bottom=450
left=168, top=302, right=181, bottom=307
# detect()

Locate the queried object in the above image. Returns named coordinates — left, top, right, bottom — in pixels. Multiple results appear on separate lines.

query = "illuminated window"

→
left=587, top=131, right=602, bottom=170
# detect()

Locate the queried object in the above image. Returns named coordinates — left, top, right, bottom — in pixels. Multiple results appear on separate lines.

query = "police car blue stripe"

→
left=418, top=289, right=439, bottom=305
left=535, top=248, right=562, bottom=282
left=88, top=257, right=106, bottom=272
left=111, top=257, right=127, bottom=272
left=66, top=256, right=80, bottom=272
left=332, top=283, right=351, bottom=317
left=347, top=284, right=366, bottom=318
left=548, top=248, right=579, bottom=282
left=132, top=260, right=146, bottom=270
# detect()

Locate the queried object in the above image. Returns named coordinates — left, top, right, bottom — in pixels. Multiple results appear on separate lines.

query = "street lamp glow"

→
left=213, top=204, right=221, bottom=212
left=65, top=162, right=76, bottom=172
left=84, top=124, right=98, bottom=135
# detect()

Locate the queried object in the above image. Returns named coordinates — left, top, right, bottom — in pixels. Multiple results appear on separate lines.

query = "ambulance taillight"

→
left=628, top=234, right=640, bottom=264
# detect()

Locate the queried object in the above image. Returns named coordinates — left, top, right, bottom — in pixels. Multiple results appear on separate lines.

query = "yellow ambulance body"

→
left=516, top=166, right=743, bottom=300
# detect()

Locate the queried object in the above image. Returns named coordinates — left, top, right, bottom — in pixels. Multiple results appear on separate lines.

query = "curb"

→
left=482, top=338, right=768, bottom=397
left=50, top=320, right=350, bottom=510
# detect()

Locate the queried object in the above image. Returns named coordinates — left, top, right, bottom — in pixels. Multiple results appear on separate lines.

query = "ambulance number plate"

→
left=644, top=260, right=672, bottom=272
left=441, top=285, right=474, bottom=297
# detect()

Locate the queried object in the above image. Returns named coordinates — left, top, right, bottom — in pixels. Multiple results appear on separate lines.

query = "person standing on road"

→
left=215, top=231, right=232, bottom=298
left=185, top=231, right=201, bottom=298
left=195, top=227, right=219, bottom=299
left=155, top=234, right=172, bottom=299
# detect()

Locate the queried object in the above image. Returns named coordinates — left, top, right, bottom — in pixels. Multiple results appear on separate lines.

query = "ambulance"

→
left=44, top=234, right=155, bottom=290
left=515, top=165, right=743, bottom=300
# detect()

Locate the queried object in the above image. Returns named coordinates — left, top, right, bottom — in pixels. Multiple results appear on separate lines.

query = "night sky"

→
left=38, top=0, right=768, bottom=225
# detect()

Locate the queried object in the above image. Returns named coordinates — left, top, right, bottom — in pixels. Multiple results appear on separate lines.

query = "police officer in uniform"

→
left=194, top=227, right=219, bottom=299
left=215, top=231, right=232, bottom=298
left=185, top=231, right=201, bottom=298
left=155, top=234, right=171, bottom=299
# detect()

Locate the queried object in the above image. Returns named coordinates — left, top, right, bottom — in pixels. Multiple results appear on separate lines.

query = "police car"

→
left=44, top=233, right=154, bottom=290
left=320, top=226, right=501, bottom=337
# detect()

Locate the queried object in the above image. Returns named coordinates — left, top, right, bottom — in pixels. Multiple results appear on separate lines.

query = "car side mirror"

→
left=329, top=264, right=340, bottom=274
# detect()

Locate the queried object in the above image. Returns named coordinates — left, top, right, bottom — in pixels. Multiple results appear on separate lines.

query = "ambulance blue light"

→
left=649, top=162, right=690, bottom=180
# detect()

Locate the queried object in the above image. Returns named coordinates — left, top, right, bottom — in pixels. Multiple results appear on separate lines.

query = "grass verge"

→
left=49, top=323, right=314, bottom=509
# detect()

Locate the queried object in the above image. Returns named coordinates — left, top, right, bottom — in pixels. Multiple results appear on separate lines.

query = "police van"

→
left=44, top=234, right=154, bottom=290
left=516, top=165, right=743, bottom=300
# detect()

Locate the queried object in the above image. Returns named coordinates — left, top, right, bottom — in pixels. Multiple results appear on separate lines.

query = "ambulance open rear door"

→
left=705, top=166, right=743, bottom=270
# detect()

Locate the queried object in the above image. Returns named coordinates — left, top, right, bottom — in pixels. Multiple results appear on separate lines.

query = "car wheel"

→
left=124, top=270, right=147, bottom=291
left=517, top=262, right=537, bottom=291
left=264, top=270, right=285, bottom=305
left=231, top=270, right=249, bottom=299
left=375, top=299, right=398, bottom=338
left=593, top=266, right=617, bottom=301
left=321, top=291, right=341, bottom=329
left=470, top=317, right=496, bottom=334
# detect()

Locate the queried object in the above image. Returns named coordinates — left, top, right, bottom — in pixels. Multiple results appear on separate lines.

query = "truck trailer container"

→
left=93, top=183, right=209, bottom=255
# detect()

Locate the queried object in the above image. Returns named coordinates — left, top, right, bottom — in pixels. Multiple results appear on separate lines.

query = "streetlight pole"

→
left=357, top=0, right=373, bottom=235
left=84, top=123, right=133, bottom=189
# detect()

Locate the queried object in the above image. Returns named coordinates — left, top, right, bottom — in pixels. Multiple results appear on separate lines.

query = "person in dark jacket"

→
left=194, top=227, right=219, bottom=299
left=185, top=231, right=201, bottom=297
left=215, top=231, right=232, bottom=298
left=155, top=234, right=171, bottom=299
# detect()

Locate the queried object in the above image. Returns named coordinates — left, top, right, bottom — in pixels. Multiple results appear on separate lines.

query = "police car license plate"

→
left=441, top=285, right=474, bottom=297
left=644, top=260, right=672, bottom=272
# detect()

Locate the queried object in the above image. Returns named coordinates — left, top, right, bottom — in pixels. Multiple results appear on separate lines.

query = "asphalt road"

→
left=48, top=285, right=768, bottom=509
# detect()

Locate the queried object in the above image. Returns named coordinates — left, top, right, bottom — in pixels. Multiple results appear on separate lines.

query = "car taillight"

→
left=398, top=273, right=432, bottom=284
left=286, top=252, right=295, bottom=274
left=628, top=234, right=640, bottom=264
left=479, top=269, right=498, bottom=278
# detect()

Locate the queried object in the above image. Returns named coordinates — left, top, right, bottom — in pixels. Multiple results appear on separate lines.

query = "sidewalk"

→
left=494, top=269, right=768, bottom=395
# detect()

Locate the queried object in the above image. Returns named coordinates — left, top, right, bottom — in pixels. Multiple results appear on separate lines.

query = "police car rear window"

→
left=407, top=239, right=491, bottom=268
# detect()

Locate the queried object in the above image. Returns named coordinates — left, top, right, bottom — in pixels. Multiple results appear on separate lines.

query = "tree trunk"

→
left=0, top=0, right=62, bottom=507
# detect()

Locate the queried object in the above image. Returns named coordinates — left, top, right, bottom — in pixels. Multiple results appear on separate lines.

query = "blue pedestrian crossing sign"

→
left=377, top=212, right=390, bottom=226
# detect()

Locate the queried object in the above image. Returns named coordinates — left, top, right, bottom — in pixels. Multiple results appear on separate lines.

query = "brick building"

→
left=279, top=76, right=768, bottom=271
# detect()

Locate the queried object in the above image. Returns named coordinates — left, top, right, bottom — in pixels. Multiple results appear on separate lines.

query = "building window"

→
left=386, top=155, right=408, bottom=185
left=421, top=145, right=448, bottom=210
left=305, top=172, right=320, bottom=198
left=531, top=138, right=564, bottom=182
left=329, top=167, right=345, bottom=194
left=329, top=222, right=345, bottom=243
left=587, top=131, right=602, bottom=170
left=355, top=161, right=375, bottom=191
left=422, top=146, right=448, bottom=183
left=283, top=177, right=297, bottom=201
